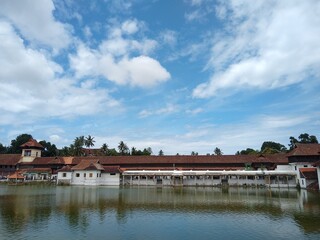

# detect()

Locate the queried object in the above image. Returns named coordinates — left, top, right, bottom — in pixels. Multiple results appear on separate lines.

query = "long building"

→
left=0, top=139, right=319, bottom=190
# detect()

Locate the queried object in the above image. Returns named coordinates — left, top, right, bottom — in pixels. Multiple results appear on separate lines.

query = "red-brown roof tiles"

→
left=0, top=154, right=21, bottom=165
left=20, top=139, right=44, bottom=149
left=299, top=168, right=318, bottom=179
left=289, top=144, right=320, bottom=156
left=72, top=159, right=104, bottom=171
left=71, top=154, right=288, bottom=166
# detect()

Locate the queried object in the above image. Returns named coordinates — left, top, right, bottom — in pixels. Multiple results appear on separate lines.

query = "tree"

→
left=236, top=148, right=259, bottom=155
left=191, top=151, right=198, bottom=156
left=39, top=140, right=58, bottom=157
left=101, top=143, right=109, bottom=155
left=85, top=135, right=95, bottom=148
left=298, top=133, right=318, bottom=143
left=213, top=147, right=223, bottom=155
left=118, top=141, right=129, bottom=155
left=288, top=133, right=318, bottom=150
left=73, top=136, right=85, bottom=156
left=60, top=146, right=72, bottom=156
left=142, top=147, right=152, bottom=156
left=7, top=134, right=33, bottom=154
left=0, top=143, right=8, bottom=154
left=261, top=141, right=287, bottom=154
left=158, top=150, right=164, bottom=156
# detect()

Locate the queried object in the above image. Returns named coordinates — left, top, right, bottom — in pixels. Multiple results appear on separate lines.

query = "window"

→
left=110, top=173, right=116, bottom=176
left=76, top=173, right=80, bottom=177
left=294, top=166, right=297, bottom=170
left=97, top=173, right=99, bottom=178
left=62, top=173, right=67, bottom=178
left=84, top=173, right=86, bottom=178
left=89, top=173, right=93, bottom=178
left=304, top=165, right=308, bottom=167
left=24, top=150, right=31, bottom=156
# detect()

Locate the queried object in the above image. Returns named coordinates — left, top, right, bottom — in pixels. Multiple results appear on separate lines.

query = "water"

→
left=0, top=185, right=319, bottom=240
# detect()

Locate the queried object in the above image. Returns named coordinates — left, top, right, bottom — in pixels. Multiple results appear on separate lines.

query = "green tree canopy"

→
left=158, top=150, right=164, bottom=156
left=118, top=141, right=129, bottom=155
left=236, top=148, right=259, bottom=155
left=261, top=141, right=287, bottom=154
left=39, top=140, right=58, bottom=157
left=213, top=147, right=223, bottom=155
left=289, top=133, right=318, bottom=150
left=8, top=134, right=33, bottom=154
left=85, top=135, right=95, bottom=148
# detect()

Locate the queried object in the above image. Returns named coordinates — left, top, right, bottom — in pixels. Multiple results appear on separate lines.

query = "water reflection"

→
left=0, top=185, right=319, bottom=239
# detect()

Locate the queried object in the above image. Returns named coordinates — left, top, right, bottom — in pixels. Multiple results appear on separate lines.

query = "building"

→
left=0, top=139, right=319, bottom=189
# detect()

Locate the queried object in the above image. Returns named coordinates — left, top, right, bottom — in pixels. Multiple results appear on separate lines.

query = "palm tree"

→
left=73, top=136, right=85, bottom=156
left=118, top=141, right=129, bottom=155
left=85, top=135, right=95, bottom=148
left=101, top=143, right=108, bottom=155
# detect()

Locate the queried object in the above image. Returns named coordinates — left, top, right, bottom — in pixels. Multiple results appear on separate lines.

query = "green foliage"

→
left=191, top=151, right=198, bottom=156
left=289, top=133, right=318, bottom=150
left=213, top=147, right=223, bottom=155
left=85, top=135, right=95, bottom=148
left=236, top=148, right=259, bottom=155
left=0, top=143, right=8, bottom=154
left=118, top=141, right=129, bottom=155
left=7, top=134, right=33, bottom=154
left=261, top=141, right=287, bottom=153
left=39, top=140, right=58, bottom=157
left=158, top=150, right=164, bottom=156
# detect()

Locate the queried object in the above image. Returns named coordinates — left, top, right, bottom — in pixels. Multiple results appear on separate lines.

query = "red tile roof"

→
left=299, top=168, right=318, bottom=179
left=71, top=154, right=288, bottom=166
left=20, top=139, right=44, bottom=149
left=103, top=165, right=121, bottom=173
left=72, top=159, right=104, bottom=171
left=0, top=154, right=21, bottom=165
left=289, top=144, right=320, bottom=156
left=58, top=165, right=72, bottom=172
left=7, top=172, right=24, bottom=179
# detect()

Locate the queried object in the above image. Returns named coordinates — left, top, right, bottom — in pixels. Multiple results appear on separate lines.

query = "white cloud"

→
left=0, top=0, right=71, bottom=50
left=0, top=20, right=120, bottom=125
left=70, top=20, right=170, bottom=88
left=186, top=108, right=203, bottom=115
left=121, top=19, right=139, bottom=35
left=193, top=0, right=320, bottom=98
left=139, top=104, right=178, bottom=118
left=159, top=30, right=178, bottom=47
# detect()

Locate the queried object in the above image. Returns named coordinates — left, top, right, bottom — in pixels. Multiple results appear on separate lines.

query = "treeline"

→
left=0, top=133, right=318, bottom=157
left=235, top=133, right=318, bottom=155
left=0, top=134, right=154, bottom=157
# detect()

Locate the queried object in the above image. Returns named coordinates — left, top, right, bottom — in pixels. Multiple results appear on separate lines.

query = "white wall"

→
left=100, top=173, right=120, bottom=185
left=57, top=171, right=72, bottom=184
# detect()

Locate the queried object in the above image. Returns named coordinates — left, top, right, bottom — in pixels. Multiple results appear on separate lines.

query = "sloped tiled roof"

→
left=72, top=159, right=104, bottom=171
left=57, top=165, right=72, bottom=172
left=289, top=144, right=320, bottom=156
left=20, top=139, right=44, bottom=149
left=300, top=168, right=318, bottom=179
left=104, top=165, right=121, bottom=173
left=7, top=172, right=24, bottom=179
left=0, top=154, right=21, bottom=165
left=71, top=154, right=288, bottom=166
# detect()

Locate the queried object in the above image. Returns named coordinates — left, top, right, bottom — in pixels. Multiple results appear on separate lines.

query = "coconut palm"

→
left=85, top=135, right=95, bottom=148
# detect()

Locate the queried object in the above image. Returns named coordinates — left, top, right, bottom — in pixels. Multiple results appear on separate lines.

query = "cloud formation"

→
left=193, top=0, right=320, bottom=98
left=0, top=0, right=71, bottom=50
left=70, top=20, right=170, bottom=88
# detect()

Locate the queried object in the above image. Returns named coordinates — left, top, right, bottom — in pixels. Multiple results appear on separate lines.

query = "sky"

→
left=0, top=0, right=319, bottom=155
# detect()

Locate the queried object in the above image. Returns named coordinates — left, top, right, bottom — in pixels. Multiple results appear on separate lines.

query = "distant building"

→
left=0, top=139, right=319, bottom=190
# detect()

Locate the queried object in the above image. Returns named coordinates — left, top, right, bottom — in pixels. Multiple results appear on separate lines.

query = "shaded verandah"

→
left=122, top=170, right=297, bottom=188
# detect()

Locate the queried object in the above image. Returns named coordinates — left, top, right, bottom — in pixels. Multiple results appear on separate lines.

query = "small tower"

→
left=20, top=139, right=44, bottom=162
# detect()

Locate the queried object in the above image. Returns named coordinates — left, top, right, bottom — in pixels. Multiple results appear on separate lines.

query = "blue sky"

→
left=0, top=0, right=319, bottom=154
